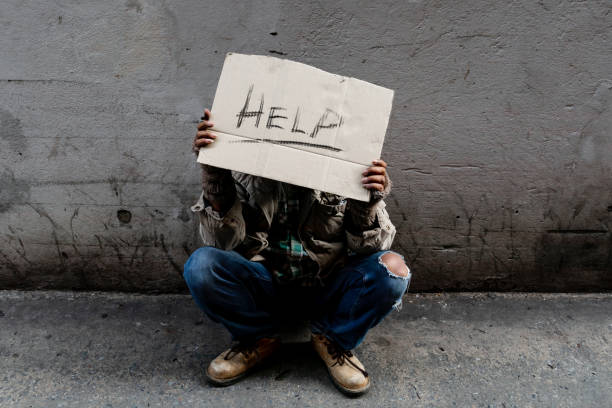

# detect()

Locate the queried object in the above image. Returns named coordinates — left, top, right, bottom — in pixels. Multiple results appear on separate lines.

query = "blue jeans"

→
left=183, top=246, right=410, bottom=350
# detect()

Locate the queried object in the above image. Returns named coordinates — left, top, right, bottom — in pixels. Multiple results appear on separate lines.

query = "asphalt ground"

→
left=1, top=291, right=610, bottom=407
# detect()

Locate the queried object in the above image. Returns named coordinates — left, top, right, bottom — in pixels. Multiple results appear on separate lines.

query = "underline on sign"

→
left=229, top=138, right=342, bottom=152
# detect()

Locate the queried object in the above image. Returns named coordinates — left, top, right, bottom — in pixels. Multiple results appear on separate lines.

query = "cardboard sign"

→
left=197, top=53, right=394, bottom=201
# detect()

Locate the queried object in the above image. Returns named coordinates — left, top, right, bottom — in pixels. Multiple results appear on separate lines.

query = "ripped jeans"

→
left=183, top=247, right=411, bottom=350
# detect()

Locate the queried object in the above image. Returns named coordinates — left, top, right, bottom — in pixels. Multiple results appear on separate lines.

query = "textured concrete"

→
left=1, top=291, right=611, bottom=407
left=1, top=0, right=611, bottom=291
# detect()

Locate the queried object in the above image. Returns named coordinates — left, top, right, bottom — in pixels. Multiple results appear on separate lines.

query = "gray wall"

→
left=1, top=0, right=611, bottom=292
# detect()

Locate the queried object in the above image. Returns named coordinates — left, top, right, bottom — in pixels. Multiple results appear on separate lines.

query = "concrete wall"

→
left=1, top=0, right=611, bottom=292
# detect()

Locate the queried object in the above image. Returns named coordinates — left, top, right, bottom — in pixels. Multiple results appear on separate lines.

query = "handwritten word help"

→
left=236, top=85, right=344, bottom=139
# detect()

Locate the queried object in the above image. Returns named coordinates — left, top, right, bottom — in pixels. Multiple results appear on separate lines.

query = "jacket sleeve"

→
left=344, top=174, right=396, bottom=254
left=190, top=165, right=246, bottom=250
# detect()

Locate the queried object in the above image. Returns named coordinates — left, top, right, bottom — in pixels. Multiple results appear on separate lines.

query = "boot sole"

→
left=206, top=369, right=249, bottom=387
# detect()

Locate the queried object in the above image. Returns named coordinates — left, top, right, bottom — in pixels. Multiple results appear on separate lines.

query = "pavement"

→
left=0, top=291, right=610, bottom=408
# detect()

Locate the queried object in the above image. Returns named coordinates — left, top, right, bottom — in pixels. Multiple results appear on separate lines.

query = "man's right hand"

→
left=195, top=108, right=235, bottom=213
left=193, top=108, right=216, bottom=155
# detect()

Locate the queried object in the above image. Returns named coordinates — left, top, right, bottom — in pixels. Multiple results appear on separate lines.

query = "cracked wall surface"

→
left=1, top=0, right=611, bottom=291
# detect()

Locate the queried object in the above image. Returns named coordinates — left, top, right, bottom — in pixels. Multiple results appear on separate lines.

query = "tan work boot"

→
left=311, top=334, right=370, bottom=396
left=206, top=337, right=280, bottom=386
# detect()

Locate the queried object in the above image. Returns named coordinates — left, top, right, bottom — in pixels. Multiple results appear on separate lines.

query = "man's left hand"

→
left=361, top=159, right=388, bottom=192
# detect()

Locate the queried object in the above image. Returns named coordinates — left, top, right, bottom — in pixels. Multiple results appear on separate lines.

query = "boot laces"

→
left=224, top=342, right=259, bottom=361
left=324, top=338, right=368, bottom=378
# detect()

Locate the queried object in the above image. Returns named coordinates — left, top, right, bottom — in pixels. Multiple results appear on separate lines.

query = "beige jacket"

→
left=191, top=169, right=396, bottom=278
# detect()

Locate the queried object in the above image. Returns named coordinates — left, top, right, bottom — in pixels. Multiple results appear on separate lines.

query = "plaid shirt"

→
left=260, top=184, right=319, bottom=285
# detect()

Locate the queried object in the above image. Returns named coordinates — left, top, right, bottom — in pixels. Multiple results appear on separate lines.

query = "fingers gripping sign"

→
left=361, top=159, right=388, bottom=192
left=193, top=108, right=216, bottom=155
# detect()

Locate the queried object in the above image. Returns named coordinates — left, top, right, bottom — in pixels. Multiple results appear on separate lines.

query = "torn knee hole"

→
left=380, top=252, right=410, bottom=278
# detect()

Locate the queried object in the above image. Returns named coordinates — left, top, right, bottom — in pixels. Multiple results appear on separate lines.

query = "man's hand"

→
left=361, top=159, right=388, bottom=192
left=346, top=159, right=390, bottom=230
left=194, top=108, right=235, bottom=213
left=193, top=108, right=216, bottom=155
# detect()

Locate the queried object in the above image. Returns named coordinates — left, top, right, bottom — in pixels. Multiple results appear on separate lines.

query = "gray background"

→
left=1, top=0, right=611, bottom=292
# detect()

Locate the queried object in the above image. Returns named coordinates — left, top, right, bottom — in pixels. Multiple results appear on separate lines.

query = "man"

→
left=183, top=109, right=411, bottom=396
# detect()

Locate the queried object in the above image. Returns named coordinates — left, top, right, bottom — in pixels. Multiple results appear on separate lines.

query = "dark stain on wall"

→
left=125, top=0, right=143, bottom=13
left=0, top=168, right=30, bottom=213
left=534, top=230, right=612, bottom=291
left=0, top=109, right=30, bottom=213
left=0, top=109, right=26, bottom=153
